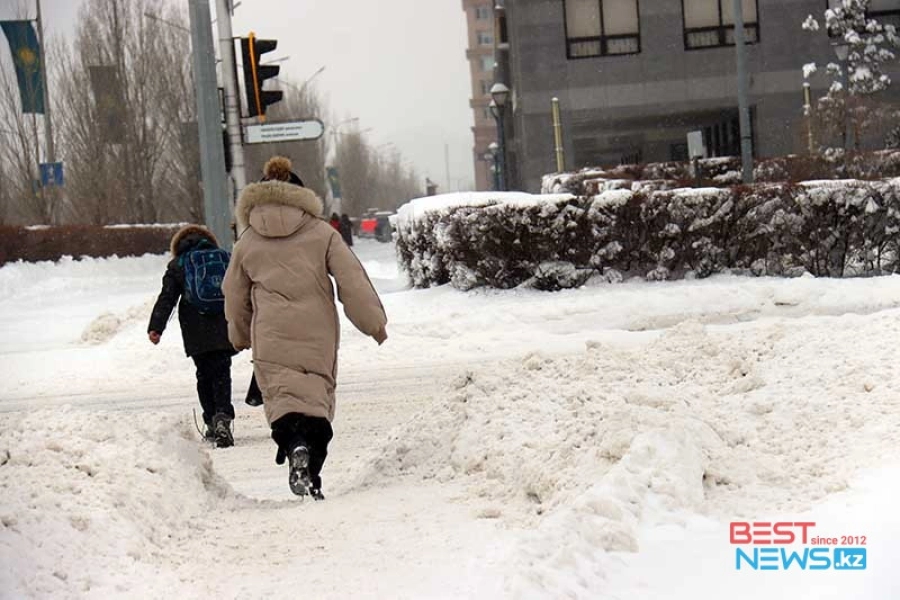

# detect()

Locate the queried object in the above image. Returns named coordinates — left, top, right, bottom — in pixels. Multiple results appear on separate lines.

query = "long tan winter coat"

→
left=223, top=181, right=387, bottom=424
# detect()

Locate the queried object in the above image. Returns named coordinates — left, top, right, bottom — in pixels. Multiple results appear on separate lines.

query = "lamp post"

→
left=489, top=82, right=510, bottom=191
left=485, top=142, right=500, bottom=191
left=803, top=82, right=815, bottom=155
left=832, top=41, right=851, bottom=151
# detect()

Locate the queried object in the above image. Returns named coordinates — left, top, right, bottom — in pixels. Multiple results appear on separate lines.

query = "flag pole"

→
left=34, top=0, right=54, bottom=164
left=34, top=0, right=56, bottom=218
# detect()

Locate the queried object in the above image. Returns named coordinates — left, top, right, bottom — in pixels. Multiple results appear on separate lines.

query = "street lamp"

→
left=490, top=82, right=510, bottom=108
left=832, top=41, right=851, bottom=150
left=275, top=65, right=325, bottom=96
left=261, top=55, right=290, bottom=65
left=489, top=82, right=510, bottom=191
left=144, top=12, right=190, bottom=33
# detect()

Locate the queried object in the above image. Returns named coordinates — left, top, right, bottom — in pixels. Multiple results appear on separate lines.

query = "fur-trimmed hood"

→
left=235, top=180, right=324, bottom=237
left=169, top=224, right=219, bottom=257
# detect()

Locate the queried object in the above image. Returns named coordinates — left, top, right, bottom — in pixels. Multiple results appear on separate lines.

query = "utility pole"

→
left=732, top=0, right=754, bottom=183
left=188, top=0, right=231, bottom=248
left=215, top=0, right=246, bottom=198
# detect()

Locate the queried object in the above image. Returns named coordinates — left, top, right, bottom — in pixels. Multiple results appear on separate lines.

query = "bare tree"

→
left=54, top=0, right=197, bottom=225
left=334, top=128, right=372, bottom=217
left=334, top=133, right=423, bottom=216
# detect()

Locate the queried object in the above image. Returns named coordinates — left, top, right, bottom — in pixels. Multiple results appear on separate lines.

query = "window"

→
left=480, top=80, right=492, bottom=95
left=830, top=0, right=900, bottom=16
left=683, top=0, right=759, bottom=50
left=476, top=6, right=492, bottom=20
left=868, top=0, right=900, bottom=13
left=620, top=150, right=642, bottom=165
left=480, top=55, right=495, bottom=72
left=497, top=12, right=509, bottom=45
left=563, top=0, right=641, bottom=59
left=477, top=31, right=494, bottom=46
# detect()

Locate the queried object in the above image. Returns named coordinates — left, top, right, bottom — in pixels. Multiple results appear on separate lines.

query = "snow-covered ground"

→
left=1, top=238, right=899, bottom=599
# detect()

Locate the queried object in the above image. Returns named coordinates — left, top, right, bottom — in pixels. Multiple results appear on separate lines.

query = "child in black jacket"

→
left=148, top=225, right=236, bottom=447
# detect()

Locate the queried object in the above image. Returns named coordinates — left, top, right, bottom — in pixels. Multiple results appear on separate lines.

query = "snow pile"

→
left=0, top=254, right=165, bottom=304
left=392, top=191, right=574, bottom=230
left=0, top=410, right=234, bottom=597
left=352, top=313, right=900, bottom=596
left=80, top=299, right=155, bottom=345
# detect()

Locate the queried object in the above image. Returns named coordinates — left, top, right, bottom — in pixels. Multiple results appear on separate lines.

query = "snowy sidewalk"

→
left=2, top=240, right=899, bottom=598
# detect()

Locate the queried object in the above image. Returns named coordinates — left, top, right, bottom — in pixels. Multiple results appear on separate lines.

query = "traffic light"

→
left=240, top=32, right=283, bottom=121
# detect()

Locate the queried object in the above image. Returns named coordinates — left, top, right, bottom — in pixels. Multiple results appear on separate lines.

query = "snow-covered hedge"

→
left=0, top=224, right=181, bottom=266
left=543, top=151, right=900, bottom=196
left=394, top=180, right=900, bottom=290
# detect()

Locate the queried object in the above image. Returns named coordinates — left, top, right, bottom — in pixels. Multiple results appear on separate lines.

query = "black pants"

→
left=271, top=413, right=334, bottom=490
left=192, top=350, right=234, bottom=426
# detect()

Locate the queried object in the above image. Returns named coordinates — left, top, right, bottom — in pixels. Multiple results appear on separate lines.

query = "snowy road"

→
left=2, top=239, right=900, bottom=598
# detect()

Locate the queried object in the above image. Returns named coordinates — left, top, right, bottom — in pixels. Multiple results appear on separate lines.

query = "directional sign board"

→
left=244, top=119, right=325, bottom=144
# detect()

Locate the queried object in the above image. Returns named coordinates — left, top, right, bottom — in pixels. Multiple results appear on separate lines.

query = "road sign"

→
left=244, top=119, right=324, bottom=144
left=687, top=130, right=706, bottom=159
left=39, top=162, right=63, bottom=187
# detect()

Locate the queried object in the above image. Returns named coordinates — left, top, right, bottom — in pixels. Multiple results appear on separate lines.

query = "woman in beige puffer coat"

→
left=223, top=157, right=387, bottom=499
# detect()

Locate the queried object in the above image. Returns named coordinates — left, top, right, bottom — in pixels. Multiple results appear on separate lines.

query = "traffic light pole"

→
left=215, top=0, right=247, bottom=200
left=188, top=0, right=231, bottom=249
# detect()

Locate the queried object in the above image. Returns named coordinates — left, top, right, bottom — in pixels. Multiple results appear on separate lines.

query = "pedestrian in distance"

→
left=224, top=156, right=388, bottom=500
left=148, top=225, right=236, bottom=448
left=339, top=213, right=354, bottom=247
left=329, top=212, right=341, bottom=231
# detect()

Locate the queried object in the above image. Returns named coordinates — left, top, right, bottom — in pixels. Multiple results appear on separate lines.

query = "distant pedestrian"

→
left=339, top=213, right=354, bottom=247
left=148, top=225, right=236, bottom=448
left=224, top=156, right=388, bottom=500
left=329, top=212, right=340, bottom=231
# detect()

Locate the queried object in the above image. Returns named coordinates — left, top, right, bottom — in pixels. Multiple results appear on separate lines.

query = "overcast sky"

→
left=4, top=0, right=476, bottom=191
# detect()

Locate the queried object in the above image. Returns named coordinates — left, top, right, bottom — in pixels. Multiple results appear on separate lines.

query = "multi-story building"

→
left=502, top=0, right=900, bottom=191
left=462, top=0, right=499, bottom=191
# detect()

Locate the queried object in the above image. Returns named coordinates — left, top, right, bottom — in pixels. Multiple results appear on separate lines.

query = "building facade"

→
left=502, top=0, right=900, bottom=191
left=463, top=0, right=500, bottom=191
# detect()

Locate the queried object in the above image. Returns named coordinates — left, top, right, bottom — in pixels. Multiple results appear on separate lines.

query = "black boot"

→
left=288, top=445, right=311, bottom=496
left=212, top=413, right=234, bottom=448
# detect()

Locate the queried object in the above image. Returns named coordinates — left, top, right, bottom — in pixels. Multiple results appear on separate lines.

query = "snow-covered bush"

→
left=395, top=180, right=900, bottom=290
left=393, top=209, right=449, bottom=287
left=803, top=1, right=900, bottom=97
left=803, top=1, right=900, bottom=152
left=528, top=261, right=593, bottom=291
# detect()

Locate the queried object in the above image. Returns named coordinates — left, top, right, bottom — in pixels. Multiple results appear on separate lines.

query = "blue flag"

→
left=327, top=167, right=342, bottom=199
left=1, top=20, right=45, bottom=114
